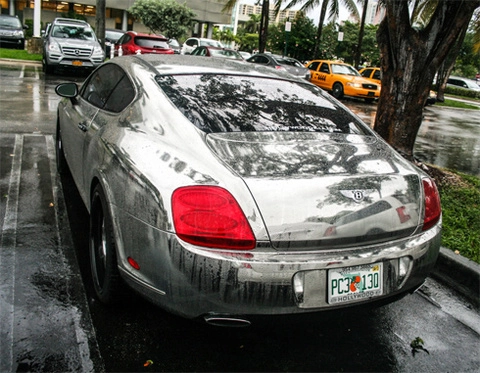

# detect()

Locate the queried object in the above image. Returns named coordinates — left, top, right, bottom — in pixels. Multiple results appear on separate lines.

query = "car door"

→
left=307, top=61, right=329, bottom=90
left=62, top=64, right=126, bottom=202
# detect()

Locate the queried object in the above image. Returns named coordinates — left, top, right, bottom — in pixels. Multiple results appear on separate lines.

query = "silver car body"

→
left=56, top=55, right=441, bottom=322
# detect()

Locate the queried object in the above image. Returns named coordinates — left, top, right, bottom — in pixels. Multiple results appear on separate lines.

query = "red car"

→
left=114, top=31, right=174, bottom=56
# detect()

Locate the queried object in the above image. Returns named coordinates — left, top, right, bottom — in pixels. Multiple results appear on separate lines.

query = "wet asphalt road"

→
left=0, top=61, right=479, bottom=372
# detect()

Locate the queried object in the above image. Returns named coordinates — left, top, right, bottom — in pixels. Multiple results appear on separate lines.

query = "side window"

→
left=80, top=64, right=126, bottom=109
left=307, top=61, right=320, bottom=71
left=103, top=75, right=135, bottom=113
left=373, top=70, right=381, bottom=80
left=186, top=39, right=197, bottom=47
left=360, top=69, right=371, bottom=78
left=319, top=63, right=330, bottom=74
left=252, top=56, right=268, bottom=64
left=117, top=34, right=129, bottom=45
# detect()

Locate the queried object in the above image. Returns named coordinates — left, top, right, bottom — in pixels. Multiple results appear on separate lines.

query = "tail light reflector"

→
left=422, top=178, right=441, bottom=231
left=172, top=186, right=256, bottom=250
left=396, top=206, right=411, bottom=223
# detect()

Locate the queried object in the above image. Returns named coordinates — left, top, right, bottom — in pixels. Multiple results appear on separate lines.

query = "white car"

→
left=181, top=37, right=223, bottom=55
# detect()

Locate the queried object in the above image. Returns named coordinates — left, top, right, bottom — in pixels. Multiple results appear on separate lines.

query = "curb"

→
left=0, top=58, right=41, bottom=66
left=431, top=247, right=480, bottom=309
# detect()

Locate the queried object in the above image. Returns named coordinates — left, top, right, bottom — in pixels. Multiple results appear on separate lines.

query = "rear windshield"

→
left=156, top=74, right=369, bottom=134
left=135, top=37, right=169, bottom=49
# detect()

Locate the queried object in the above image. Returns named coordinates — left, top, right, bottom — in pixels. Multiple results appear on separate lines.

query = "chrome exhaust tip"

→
left=203, top=314, right=251, bottom=327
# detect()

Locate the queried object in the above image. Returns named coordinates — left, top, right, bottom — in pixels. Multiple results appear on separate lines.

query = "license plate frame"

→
left=328, top=263, right=383, bottom=304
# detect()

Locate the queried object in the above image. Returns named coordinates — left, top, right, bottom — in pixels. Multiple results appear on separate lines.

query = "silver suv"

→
left=42, top=18, right=104, bottom=74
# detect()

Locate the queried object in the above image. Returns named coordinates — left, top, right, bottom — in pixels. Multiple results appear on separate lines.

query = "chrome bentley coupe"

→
left=55, top=55, right=441, bottom=326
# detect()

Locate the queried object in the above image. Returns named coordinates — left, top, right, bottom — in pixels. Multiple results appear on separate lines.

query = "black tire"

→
left=365, top=98, right=375, bottom=104
left=332, top=82, right=344, bottom=99
left=42, top=58, right=54, bottom=74
left=55, top=121, right=68, bottom=174
left=90, top=185, right=123, bottom=304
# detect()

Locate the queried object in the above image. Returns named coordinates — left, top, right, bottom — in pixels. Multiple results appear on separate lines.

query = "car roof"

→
left=110, top=54, right=306, bottom=81
left=52, top=17, right=89, bottom=25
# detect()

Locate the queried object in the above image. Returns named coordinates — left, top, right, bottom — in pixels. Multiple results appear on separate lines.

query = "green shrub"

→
left=444, top=85, right=480, bottom=99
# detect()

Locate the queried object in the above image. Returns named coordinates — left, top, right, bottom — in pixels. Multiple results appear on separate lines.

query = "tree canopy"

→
left=128, top=0, right=195, bottom=40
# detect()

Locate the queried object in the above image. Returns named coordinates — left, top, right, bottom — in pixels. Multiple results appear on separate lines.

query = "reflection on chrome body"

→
left=56, top=55, right=441, bottom=321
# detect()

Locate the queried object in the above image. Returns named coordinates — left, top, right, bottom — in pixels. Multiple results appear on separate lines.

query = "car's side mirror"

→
left=55, top=83, right=79, bottom=104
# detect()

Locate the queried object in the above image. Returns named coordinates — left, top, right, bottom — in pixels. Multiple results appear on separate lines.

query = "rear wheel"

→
left=90, top=185, right=123, bottom=304
left=42, top=57, right=54, bottom=74
left=332, top=83, right=344, bottom=99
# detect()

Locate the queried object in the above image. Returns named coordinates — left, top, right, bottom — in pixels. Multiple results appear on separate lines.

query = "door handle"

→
left=78, top=121, right=88, bottom=132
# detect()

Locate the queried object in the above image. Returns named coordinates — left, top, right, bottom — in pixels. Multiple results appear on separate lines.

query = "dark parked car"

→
left=190, top=45, right=243, bottom=60
left=104, top=28, right=125, bottom=58
left=114, top=31, right=174, bottom=56
left=246, top=53, right=311, bottom=80
left=0, top=14, right=28, bottom=49
left=55, top=55, right=441, bottom=325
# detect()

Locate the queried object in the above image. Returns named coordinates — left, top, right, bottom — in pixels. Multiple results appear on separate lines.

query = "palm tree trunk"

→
left=259, top=0, right=270, bottom=52
left=313, top=0, right=329, bottom=58
left=354, top=0, right=368, bottom=69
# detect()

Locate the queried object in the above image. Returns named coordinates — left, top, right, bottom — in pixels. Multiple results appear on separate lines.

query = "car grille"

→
left=362, top=83, right=377, bottom=90
left=61, top=46, right=92, bottom=58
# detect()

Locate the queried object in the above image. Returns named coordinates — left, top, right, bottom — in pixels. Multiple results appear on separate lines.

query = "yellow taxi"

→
left=306, top=60, right=380, bottom=102
left=359, top=67, right=381, bottom=85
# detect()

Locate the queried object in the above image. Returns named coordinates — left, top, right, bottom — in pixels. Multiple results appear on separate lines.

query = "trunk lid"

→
left=206, top=132, right=422, bottom=250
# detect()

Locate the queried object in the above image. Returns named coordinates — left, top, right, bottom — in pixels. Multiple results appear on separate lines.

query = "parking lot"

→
left=0, top=61, right=479, bottom=372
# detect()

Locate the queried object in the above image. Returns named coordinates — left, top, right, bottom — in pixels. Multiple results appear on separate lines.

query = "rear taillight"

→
left=172, top=186, right=256, bottom=250
left=422, top=178, right=441, bottom=231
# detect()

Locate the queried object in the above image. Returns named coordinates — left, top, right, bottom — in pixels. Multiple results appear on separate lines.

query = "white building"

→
left=1, top=0, right=232, bottom=39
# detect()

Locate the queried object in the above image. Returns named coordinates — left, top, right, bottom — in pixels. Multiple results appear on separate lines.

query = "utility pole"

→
left=283, top=20, right=291, bottom=57
left=95, top=0, right=106, bottom=51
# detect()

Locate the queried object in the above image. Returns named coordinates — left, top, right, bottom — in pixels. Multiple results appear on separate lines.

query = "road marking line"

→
left=0, top=134, right=23, bottom=373
left=45, top=135, right=94, bottom=372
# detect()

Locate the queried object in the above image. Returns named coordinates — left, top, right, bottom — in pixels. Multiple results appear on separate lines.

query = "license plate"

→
left=328, top=263, right=383, bottom=304
left=72, top=60, right=83, bottom=66
left=368, top=91, right=375, bottom=96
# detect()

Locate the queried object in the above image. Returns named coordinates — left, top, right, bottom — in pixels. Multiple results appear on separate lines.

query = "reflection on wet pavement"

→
left=344, top=100, right=480, bottom=176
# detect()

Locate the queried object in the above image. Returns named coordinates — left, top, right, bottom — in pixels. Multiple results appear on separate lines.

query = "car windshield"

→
left=156, top=74, right=369, bottom=134
left=0, top=17, right=21, bottom=28
left=135, top=37, right=169, bottom=49
left=52, top=25, right=95, bottom=40
left=209, top=49, right=243, bottom=59
left=331, top=64, right=360, bottom=76
left=200, top=40, right=222, bottom=47
left=106, top=30, right=124, bottom=41
left=277, top=58, right=303, bottom=68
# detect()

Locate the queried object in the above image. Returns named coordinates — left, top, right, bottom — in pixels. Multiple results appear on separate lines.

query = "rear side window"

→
left=156, top=74, right=369, bottom=135
left=81, top=64, right=134, bottom=112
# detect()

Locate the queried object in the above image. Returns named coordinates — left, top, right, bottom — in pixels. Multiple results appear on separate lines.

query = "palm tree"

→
left=282, top=0, right=359, bottom=58
left=223, top=0, right=270, bottom=52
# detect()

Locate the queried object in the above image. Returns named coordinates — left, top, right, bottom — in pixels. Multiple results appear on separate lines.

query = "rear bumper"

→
left=118, top=215, right=442, bottom=319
